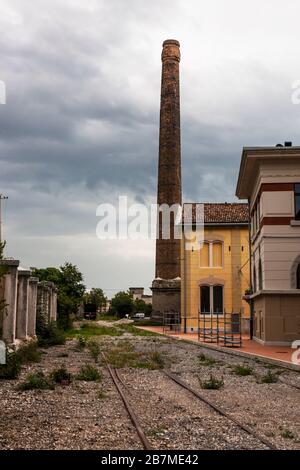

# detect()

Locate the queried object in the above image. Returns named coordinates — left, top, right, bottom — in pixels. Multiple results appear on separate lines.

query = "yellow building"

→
left=181, top=203, right=250, bottom=333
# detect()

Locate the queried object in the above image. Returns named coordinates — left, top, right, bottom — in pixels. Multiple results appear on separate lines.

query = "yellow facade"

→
left=181, top=224, right=250, bottom=332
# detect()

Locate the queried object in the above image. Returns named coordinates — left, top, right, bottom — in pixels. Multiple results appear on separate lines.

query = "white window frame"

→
left=200, top=284, right=224, bottom=315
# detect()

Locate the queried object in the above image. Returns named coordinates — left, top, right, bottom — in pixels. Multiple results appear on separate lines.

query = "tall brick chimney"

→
left=151, top=39, right=182, bottom=321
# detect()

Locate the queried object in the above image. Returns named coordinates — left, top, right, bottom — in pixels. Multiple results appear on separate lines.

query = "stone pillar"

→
left=51, top=288, right=57, bottom=322
left=45, top=282, right=54, bottom=323
left=151, top=39, right=182, bottom=322
left=0, top=260, right=19, bottom=344
left=27, top=277, right=39, bottom=338
left=37, top=282, right=48, bottom=329
left=16, top=269, right=31, bottom=340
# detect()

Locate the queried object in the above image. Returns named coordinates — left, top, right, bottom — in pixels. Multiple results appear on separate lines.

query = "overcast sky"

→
left=1, top=0, right=300, bottom=296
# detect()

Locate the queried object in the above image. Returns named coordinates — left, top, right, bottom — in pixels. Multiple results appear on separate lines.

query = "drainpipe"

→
left=248, top=197, right=254, bottom=339
left=183, top=229, right=187, bottom=334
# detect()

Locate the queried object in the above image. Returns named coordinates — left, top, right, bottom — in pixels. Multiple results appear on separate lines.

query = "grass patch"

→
left=198, top=353, right=219, bottom=367
left=116, top=324, right=158, bottom=337
left=200, top=374, right=224, bottom=390
left=49, top=365, right=72, bottom=385
left=281, top=429, right=295, bottom=439
left=232, top=364, right=253, bottom=376
left=105, top=344, right=164, bottom=370
left=259, top=370, right=279, bottom=384
left=76, top=364, right=102, bottom=382
left=136, top=351, right=165, bottom=370
left=17, top=371, right=54, bottom=391
left=88, top=340, right=100, bottom=362
left=67, top=323, right=122, bottom=339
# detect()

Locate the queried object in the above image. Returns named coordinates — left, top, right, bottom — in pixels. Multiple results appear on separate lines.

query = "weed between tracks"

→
left=105, top=342, right=164, bottom=370
left=200, top=374, right=224, bottom=390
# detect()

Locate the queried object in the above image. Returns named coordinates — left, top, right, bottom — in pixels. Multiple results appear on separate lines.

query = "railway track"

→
left=163, top=370, right=277, bottom=450
left=102, top=351, right=277, bottom=450
left=101, top=352, right=152, bottom=450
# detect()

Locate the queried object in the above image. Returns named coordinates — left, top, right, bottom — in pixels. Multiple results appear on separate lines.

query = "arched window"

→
left=200, top=242, right=209, bottom=267
left=200, top=285, right=224, bottom=314
left=213, top=285, right=223, bottom=313
left=297, top=264, right=300, bottom=289
left=200, top=285, right=210, bottom=313
left=212, top=241, right=223, bottom=267
left=258, top=260, right=263, bottom=291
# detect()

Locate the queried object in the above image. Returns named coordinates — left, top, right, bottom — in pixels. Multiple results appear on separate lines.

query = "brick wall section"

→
left=155, top=39, right=182, bottom=279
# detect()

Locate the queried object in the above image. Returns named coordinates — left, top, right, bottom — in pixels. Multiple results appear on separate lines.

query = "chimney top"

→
left=162, top=39, right=180, bottom=62
left=163, top=39, right=180, bottom=47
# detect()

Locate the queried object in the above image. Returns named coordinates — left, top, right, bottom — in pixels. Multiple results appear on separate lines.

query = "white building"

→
left=236, top=144, right=300, bottom=345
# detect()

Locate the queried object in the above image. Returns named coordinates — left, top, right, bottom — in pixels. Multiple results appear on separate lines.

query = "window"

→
left=295, top=184, right=300, bottom=220
left=200, top=285, right=210, bottom=313
left=212, top=242, right=222, bottom=267
left=258, top=260, right=263, bottom=291
left=200, top=285, right=224, bottom=314
left=213, top=285, right=223, bottom=313
left=200, top=242, right=209, bottom=267
left=297, top=264, right=300, bottom=289
left=200, top=241, right=223, bottom=268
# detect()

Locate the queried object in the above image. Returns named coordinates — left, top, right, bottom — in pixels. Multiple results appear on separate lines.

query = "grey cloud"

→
left=0, top=0, right=299, bottom=292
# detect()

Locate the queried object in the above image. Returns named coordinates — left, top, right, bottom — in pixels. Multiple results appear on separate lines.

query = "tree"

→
left=110, top=291, right=134, bottom=318
left=133, top=298, right=152, bottom=316
left=32, top=262, right=85, bottom=330
left=84, top=288, right=107, bottom=311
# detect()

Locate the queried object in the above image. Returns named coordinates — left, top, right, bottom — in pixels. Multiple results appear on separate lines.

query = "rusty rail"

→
left=164, top=370, right=277, bottom=450
left=101, top=352, right=152, bottom=450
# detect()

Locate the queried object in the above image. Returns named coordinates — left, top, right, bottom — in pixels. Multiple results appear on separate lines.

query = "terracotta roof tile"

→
left=183, top=203, right=249, bottom=224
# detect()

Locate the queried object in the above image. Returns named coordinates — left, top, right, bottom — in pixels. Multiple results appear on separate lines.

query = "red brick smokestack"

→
left=155, top=39, right=182, bottom=279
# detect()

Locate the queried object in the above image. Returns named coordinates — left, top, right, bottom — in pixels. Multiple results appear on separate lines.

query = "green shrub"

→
left=49, top=365, right=72, bottom=385
left=76, top=364, right=102, bottom=382
left=232, top=364, right=253, bottom=376
left=76, top=335, right=86, bottom=350
left=17, top=342, right=41, bottom=364
left=281, top=429, right=295, bottom=439
left=37, top=323, right=66, bottom=347
left=0, top=351, right=22, bottom=380
left=88, top=340, right=100, bottom=362
left=17, top=371, right=54, bottom=391
left=200, top=374, right=224, bottom=390
left=149, top=351, right=164, bottom=368
left=259, top=370, right=278, bottom=384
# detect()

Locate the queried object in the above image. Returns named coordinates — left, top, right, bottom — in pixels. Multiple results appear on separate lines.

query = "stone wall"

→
left=0, top=262, right=58, bottom=346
